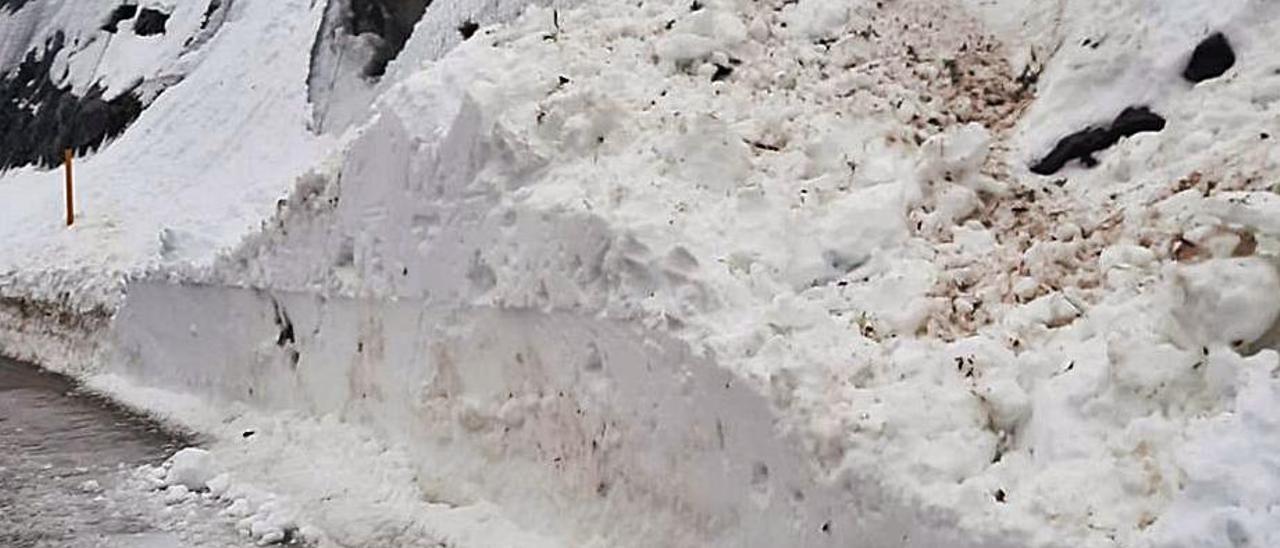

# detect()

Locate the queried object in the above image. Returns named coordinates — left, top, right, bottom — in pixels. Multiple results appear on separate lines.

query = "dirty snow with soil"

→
left=3, top=0, right=1280, bottom=547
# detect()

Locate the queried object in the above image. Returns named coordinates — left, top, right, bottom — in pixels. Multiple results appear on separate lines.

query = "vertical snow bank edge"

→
left=107, top=281, right=1025, bottom=548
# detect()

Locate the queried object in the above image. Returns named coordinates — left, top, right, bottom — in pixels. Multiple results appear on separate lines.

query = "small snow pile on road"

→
left=138, top=446, right=305, bottom=546
left=216, top=483, right=304, bottom=547
left=164, top=448, right=216, bottom=492
left=115, top=409, right=561, bottom=548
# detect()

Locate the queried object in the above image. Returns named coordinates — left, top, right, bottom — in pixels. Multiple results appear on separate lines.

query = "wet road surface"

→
left=0, top=356, right=244, bottom=547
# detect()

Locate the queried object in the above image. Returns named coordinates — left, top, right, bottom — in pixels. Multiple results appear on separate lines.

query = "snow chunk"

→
left=780, top=0, right=850, bottom=40
left=1151, top=359, right=1280, bottom=548
left=163, top=485, right=193, bottom=504
left=656, top=33, right=716, bottom=67
left=164, top=448, right=216, bottom=491
left=1172, top=258, right=1280, bottom=347
left=206, top=473, right=232, bottom=497
left=1100, top=244, right=1157, bottom=272
left=916, top=123, right=993, bottom=190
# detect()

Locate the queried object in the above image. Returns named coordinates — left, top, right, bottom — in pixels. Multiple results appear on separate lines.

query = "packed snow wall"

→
left=88, top=0, right=1280, bottom=545
left=4, top=0, right=1280, bottom=546
left=94, top=14, right=1040, bottom=542
left=0, top=287, right=113, bottom=377
left=109, top=281, right=1027, bottom=548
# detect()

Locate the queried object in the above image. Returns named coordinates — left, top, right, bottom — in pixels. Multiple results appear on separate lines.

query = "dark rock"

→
left=711, top=64, right=733, bottom=82
left=0, top=32, right=146, bottom=171
left=457, top=19, right=480, bottom=40
left=133, top=8, right=169, bottom=36
left=1183, top=32, right=1235, bottom=83
left=349, top=0, right=432, bottom=78
left=0, top=0, right=33, bottom=13
left=102, top=4, right=139, bottom=33
left=306, top=0, right=433, bottom=130
left=1109, top=106, right=1167, bottom=140
left=1030, top=106, right=1166, bottom=175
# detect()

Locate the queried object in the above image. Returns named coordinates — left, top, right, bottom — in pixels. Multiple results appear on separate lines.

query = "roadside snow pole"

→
left=63, top=148, right=74, bottom=227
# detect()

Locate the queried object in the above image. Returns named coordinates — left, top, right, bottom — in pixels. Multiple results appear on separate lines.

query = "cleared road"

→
left=0, top=357, right=246, bottom=547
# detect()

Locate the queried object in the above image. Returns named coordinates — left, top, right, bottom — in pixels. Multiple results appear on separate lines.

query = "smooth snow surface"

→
left=4, top=0, right=1280, bottom=547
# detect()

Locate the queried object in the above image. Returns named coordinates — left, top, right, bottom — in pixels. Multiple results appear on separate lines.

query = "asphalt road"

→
left=0, top=357, right=244, bottom=547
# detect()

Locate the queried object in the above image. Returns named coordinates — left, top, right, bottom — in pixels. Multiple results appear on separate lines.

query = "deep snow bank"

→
left=109, top=281, right=1021, bottom=547
left=191, top=0, right=1280, bottom=545
left=5, top=0, right=1280, bottom=546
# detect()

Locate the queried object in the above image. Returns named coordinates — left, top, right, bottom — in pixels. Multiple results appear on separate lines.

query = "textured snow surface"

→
left=4, top=0, right=1280, bottom=546
left=99, top=376, right=562, bottom=548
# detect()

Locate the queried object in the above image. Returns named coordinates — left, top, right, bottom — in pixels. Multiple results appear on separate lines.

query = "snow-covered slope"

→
left=3, top=0, right=1280, bottom=547
left=0, top=0, right=331, bottom=307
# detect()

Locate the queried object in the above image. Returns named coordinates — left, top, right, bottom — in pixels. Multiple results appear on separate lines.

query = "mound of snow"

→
left=6, top=0, right=1280, bottom=547
left=163, top=447, right=215, bottom=491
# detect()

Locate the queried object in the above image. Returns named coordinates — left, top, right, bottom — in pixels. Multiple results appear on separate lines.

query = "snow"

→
left=1171, top=258, right=1280, bottom=348
left=1152, top=363, right=1280, bottom=548
left=4, top=0, right=1280, bottom=547
left=101, top=375, right=563, bottom=548
left=79, top=479, right=102, bottom=493
left=165, top=448, right=216, bottom=492
left=0, top=0, right=334, bottom=309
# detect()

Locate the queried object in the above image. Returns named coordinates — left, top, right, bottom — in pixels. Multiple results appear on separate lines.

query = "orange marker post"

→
left=63, top=148, right=74, bottom=227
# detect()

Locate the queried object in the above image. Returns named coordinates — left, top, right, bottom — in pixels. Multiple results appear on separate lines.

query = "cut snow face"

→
left=8, top=0, right=1280, bottom=547
left=1030, top=106, right=1166, bottom=175
left=182, top=1, right=1280, bottom=546
left=1183, top=32, right=1235, bottom=83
